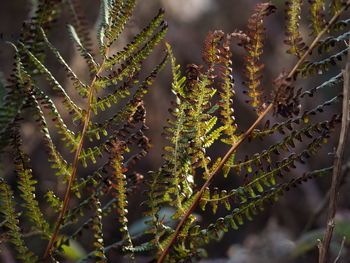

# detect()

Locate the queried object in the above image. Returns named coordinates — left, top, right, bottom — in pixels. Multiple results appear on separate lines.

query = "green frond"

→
left=87, top=53, right=168, bottom=140
left=190, top=166, right=332, bottom=248
left=104, top=8, right=166, bottom=69
left=241, top=133, right=335, bottom=198
left=45, top=191, right=63, bottom=213
left=79, top=145, right=104, bottom=167
left=110, top=141, right=134, bottom=253
left=330, top=0, right=344, bottom=16
left=285, top=0, right=307, bottom=57
left=203, top=125, right=226, bottom=148
left=30, top=95, right=72, bottom=179
left=97, top=0, right=111, bottom=50
left=91, top=195, right=107, bottom=263
left=15, top=145, right=51, bottom=238
left=40, top=27, right=89, bottom=97
left=232, top=118, right=338, bottom=177
left=201, top=32, right=240, bottom=147
left=19, top=0, right=61, bottom=61
left=21, top=44, right=84, bottom=121
left=166, top=43, right=186, bottom=96
left=0, top=179, right=38, bottom=263
left=243, top=3, right=276, bottom=112
left=91, top=85, right=131, bottom=115
left=33, top=86, right=80, bottom=151
left=0, top=47, right=30, bottom=156
left=67, top=197, right=116, bottom=241
left=68, top=24, right=99, bottom=73
left=105, top=0, right=137, bottom=48
left=309, top=0, right=326, bottom=35
left=95, top=24, right=168, bottom=88
left=86, top=100, right=140, bottom=141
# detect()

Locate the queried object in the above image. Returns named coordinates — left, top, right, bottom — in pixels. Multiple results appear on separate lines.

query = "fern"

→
left=309, top=0, right=326, bottom=35
left=285, top=0, right=307, bottom=57
left=1, top=0, right=349, bottom=262
left=243, top=3, right=276, bottom=112
left=0, top=179, right=38, bottom=263
left=14, top=136, right=51, bottom=238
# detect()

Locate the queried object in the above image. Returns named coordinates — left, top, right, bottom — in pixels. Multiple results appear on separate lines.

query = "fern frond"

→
left=19, top=0, right=61, bottom=61
left=68, top=24, right=99, bottom=73
left=104, top=8, right=166, bottom=69
left=33, top=86, right=80, bottom=151
left=21, top=44, right=84, bottom=121
left=67, top=0, right=93, bottom=53
left=67, top=196, right=117, bottom=241
left=332, top=18, right=350, bottom=31
left=330, top=0, right=344, bottom=16
left=91, top=195, right=107, bottom=263
left=97, top=0, right=111, bottom=50
left=87, top=53, right=168, bottom=141
left=144, top=46, right=187, bottom=246
left=14, top=140, right=51, bottom=238
left=298, top=47, right=348, bottom=76
left=105, top=0, right=137, bottom=48
left=45, top=191, right=63, bottom=213
left=190, top=166, right=331, bottom=248
left=243, top=133, right=335, bottom=198
left=252, top=95, right=340, bottom=140
left=30, top=95, right=72, bottom=179
left=95, top=24, right=168, bottom=88
left=0, top=179, right=38, bottom=263
left=243, top=2, right=276, bottom=112
left=91, top=80, right=132, bottom=115
left=217, top=34, right=240, bottom=145
left=0, top=45, right=30, bottom=156
left=285, top=0, right=307, bottom=58
left=309, top=0, right=326, bottom=35
left=317, top=31, right=350, bottom=54
left=40, top=27, right=89, bottom=97
left=232, top=118, right=339, bottom=177
left=110, top=140, right=134, bottom=253
left=301, top=72, right=343, bottom=97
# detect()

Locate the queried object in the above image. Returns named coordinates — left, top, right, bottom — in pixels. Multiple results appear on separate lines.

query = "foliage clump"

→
left=0, top=0, right=349, bottom=262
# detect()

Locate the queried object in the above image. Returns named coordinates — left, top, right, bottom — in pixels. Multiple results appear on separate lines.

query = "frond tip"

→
left=285, top=0, right=307, bottom=58
left=243, top=2, right=276, bottom=113
left=0, top=179, right=38, bottom=263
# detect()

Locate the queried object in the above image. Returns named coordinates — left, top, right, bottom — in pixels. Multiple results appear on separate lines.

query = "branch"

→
left=303, top=161, right=350, bottom=233
left=318, top=40, right=350, bottom=263
left=157, top=2, right=350, bottom=262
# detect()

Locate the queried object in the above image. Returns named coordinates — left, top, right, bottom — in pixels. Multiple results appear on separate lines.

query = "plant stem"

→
left=43, top=52, right=109, bottom=260
left=157, top=3, right=350, bottom=262
left=318, top=40, right=350, bottom=263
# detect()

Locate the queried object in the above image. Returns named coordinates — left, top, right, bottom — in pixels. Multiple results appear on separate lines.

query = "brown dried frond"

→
left=272, top=72, right=301, bottom=118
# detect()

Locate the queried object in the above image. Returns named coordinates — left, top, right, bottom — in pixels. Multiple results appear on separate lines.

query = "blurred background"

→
left=1, top=0, right=350, bottom=262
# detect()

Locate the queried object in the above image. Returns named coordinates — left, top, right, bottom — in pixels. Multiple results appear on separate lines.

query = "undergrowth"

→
left=0, top=0, right=349, bottom=262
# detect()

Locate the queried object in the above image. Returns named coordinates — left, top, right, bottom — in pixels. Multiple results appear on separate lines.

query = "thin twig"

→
left=319, top=41, right=350, bottom=263
left=333, top=236, right=346, bottom=263
left=157, top=3, right=350, bottom=262
left=303, top=162, right=350, bottom=233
